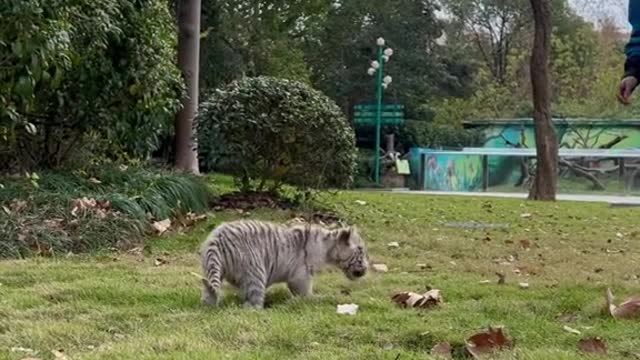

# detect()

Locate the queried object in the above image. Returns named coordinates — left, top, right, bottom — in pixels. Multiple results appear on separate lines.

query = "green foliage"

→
left=198, top=0, right=327, bottom=91
left=399, top=121, right=485, bottom=150
left=432, top=0, right=629, bottom=123
left=0, top=0, right=182, bottom=170
left=198, top=76, right=357, bottom=191
left=305, top=0, right=469, bottom=116
left=0, top=166, right=212, bottom=258
left=353, top=148, right=379, bottom=188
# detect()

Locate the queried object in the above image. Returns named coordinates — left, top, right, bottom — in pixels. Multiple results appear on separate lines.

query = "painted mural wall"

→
left=410, top=120, right=640, bottom=191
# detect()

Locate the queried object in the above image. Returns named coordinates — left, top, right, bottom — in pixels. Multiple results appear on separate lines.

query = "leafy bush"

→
left=198, top=76, right=357, bottom=191
left=0, top=166, right=212, bottom=258
left=0, top=0, right=182, bottom=171
left=398, top=121, right=485, bottom=150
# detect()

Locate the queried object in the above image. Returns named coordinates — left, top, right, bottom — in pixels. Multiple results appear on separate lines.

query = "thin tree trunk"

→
left=174, top=0, right=201, bottom=174
left=528, top=0, right=557, bottom=201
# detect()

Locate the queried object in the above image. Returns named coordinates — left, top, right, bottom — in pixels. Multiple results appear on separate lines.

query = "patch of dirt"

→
left=211, top=192, right=295, bottom=211
left=211, top=192, right=344, bottom=226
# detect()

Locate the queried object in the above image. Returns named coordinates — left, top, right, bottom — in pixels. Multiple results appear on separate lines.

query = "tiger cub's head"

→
left=330, top=226, right=369, bottom=280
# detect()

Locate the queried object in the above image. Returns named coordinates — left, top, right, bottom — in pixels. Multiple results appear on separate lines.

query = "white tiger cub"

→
left=199, top=220, right=368, bottom=309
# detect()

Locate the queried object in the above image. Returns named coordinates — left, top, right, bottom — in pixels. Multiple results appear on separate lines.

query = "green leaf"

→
left=14, top=76, right=35, bottom=98
left=11, top=41, right=23, bottom=57
left=25, top=123, right=37, bottom=135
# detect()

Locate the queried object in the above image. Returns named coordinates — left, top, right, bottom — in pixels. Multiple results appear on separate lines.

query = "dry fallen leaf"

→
left=11, top=347, right=37, bottom=355
left=563, top=325, right=581, bottom=335
left=51, top=349, right=70, bottom=360
left=151, top=219, right=171, bottom=235
left=372, top=264, right=389, bottom=273
left=496, top=272, right=506, bottom=285
left=392, top=289, right=442, bottom=309
left=180, top=212, right=208, bottom=227
left=88, top=177, right=102, bottom=184
left=465, top=327, right=513, bottom=358
left=519, top=282, right=530, bottom=289
left=154, top=258, right=168, bottom=266
left=520, top=213, right=532, bottom=219
left=70, top=197, right=110, bottom=217
left=577, top=337, right=607, bottom=355
left=10, top=199, right=28, bottom=212
left=606, top=288, right=640, bottom=320
left=519, top=239, right=531, bottom=249
left=430, top=342, right=453, bottom=358
left=387, top=242, right=400, bottom=248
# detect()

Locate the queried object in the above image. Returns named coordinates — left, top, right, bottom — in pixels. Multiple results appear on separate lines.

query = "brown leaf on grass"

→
left=177, top=212, right=208, bottom=227
left=465, top=327, right=513, bottom=358
left=606, top=288, right=640, bottom=320
left=44, top=218, right=65, bottom=230
left=154, top=258, right=168, bottom=266
left=430, top=342, right=453, bottom=358
left=70, top=197, right=111, bottom=217
left=577, top=337, right=607, bottom=355
left=51, top=349, right=70, bottom=360
left=151, top=219, right=171, bottom=235
left=519, top=239, right=531, bottom=249
left=372, top=264, right=389, bottom=273
left=2, top=205, right=11, bottom=215
left=10, top=199, right=28, bottom=212
left=392, top=289, right=442, bottom=309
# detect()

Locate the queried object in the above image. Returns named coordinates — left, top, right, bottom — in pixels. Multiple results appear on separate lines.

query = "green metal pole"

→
left=374, top=45, right=384, bottom=185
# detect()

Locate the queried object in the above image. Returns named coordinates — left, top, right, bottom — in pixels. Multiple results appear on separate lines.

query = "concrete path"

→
left=382, top=189, right=640, bottom=206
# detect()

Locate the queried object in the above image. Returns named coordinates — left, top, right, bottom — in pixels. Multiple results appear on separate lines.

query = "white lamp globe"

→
left=376, top=37, right=386, bottom=46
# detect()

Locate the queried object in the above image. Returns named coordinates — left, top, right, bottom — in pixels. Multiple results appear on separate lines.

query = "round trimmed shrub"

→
left=198, top=77, right=357, bottom=191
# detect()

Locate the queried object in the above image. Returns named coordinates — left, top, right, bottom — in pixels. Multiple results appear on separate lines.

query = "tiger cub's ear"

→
left=336, top=226, right=356, bottom=245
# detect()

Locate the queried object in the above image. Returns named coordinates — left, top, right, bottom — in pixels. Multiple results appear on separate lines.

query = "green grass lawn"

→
left=2, top=187, right=640, bottom=359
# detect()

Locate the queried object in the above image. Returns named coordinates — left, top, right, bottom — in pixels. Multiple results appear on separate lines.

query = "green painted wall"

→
left=410, top=119, right=640, bottom=191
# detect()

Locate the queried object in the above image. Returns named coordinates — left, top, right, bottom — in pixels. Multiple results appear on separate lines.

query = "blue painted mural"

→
left=409, top=119, right=640, bottom=191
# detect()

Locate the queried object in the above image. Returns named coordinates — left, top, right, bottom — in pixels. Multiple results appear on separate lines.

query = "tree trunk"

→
left=174, top=0, right=201, bottom=174
left=528, top=0, right=557, bottom=201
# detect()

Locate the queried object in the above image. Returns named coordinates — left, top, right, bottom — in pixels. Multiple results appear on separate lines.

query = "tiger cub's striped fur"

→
left=200, top=220, right=368, bottom=309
